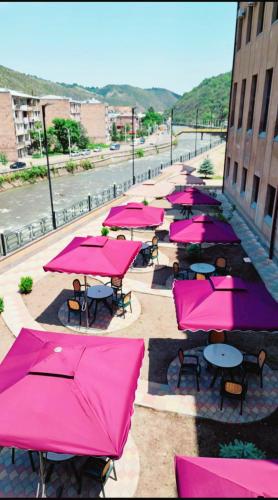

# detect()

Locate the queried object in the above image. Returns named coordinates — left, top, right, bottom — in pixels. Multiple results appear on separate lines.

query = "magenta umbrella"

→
left=166, top=187, right=221, bottom=207
left=173, top=276, right=278, bottom=331
left=169, top=215, right=240, bottom=244
left=175, top=455, right=278, bottom=498
left=0, top=328, right=144, bottom=495
left=102, top=202, right=165, bottom=238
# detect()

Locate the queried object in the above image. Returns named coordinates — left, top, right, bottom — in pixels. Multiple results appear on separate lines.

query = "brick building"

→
left=224, top=1, right=278, bottom=260
left=40, top=95, right=81, bottom=128
left=80, top=99, right=110, bottom=143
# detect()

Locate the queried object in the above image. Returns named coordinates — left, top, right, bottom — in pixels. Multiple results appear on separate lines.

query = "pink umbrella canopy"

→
left=102, top=202, right=165, bottom=228
left=43, top=236, right=142, bottom=277
left=169, top=215, right=241, bottom=244
left=173, top=276, right=278, bottom=331
left=166, top=187, right=221, bottom=207
left=0, top=328, right=145, bottom=458
left=175, top=455, right=278, bottom=498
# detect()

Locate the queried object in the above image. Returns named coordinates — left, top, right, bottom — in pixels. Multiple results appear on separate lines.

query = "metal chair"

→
left=114, top=291, right=132, bottom=318
left=72, top=278, right=86, bottom=301
left=78, top=457, right=117, bottom=498
left=148, top=245, right=159, bottom=266
left=105, top=276, right=123, bottom=301
left=67, top=299, right=82, bottom=326
left=207, top=330, right=227, bottom=345
left=220, top=374, right=248, bottom=415
left=173, top=261, right=188, bottom=280
left=11, top=448, right=36, bottom=472
left=116, top=234, right=126, bottom=240
left=242, top=349, right=267, bottom=388
left=196, top=273, right=206, bottom=280
left=177, top=348, right=201, bottom=392
left=214, top=256, right=231, bottom=276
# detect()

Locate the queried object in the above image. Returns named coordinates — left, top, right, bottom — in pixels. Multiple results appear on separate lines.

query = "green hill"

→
left=173, top=72, right=232, bottom=124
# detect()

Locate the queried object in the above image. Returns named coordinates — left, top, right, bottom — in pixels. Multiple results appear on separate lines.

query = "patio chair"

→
left=177, top=348, right=201, bottom=392
left=207, top=330, right=227, bottom=345
left=220, top=374, right=248, bottom=415
left=78, top=457, right=117, bottom=498
left=148, top=245, right=159, bottom=266
left=116, top=234, right=126, bottom=240
left=196, top=273, right=206, bottom=280
left=173, top=261, right=188, bottom=280
left=105, top=276, right=123, bottom=301
left=144, top=235, right=158, bottom=248
left=214, top=257, right=231, bottom=276
left=114, top=291, right=132, bottom=319
left=140, top=236, right=159, bottom=265
left=242, top=349, right=267, bottom=388
left=67, top=299, right=82, bottom=326
left=72, top=278, right=86, bottom=301
left=11, top=448, right=36, bottom=472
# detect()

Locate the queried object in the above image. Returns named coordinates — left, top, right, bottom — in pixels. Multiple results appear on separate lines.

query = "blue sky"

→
left=0, top=1, right=237, bottom=95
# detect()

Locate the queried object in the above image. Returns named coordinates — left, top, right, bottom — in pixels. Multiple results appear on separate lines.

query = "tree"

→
left=0, top=152, right=8, bottom=165
left=111, top=122, right=118, bottom=142
left=51, top=118, right=89, bottom=153
left=198, top=157, right=215, bottom=178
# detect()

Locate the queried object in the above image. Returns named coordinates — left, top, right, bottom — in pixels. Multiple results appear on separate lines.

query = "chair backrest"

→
left=117, top=234, right=126, bottom=240
left=152, top=235, right=158, bottom=246
left=111, top=276, right=122, bottom=289
left=224, top=381, right=243, bottom=395
left=123, top=291, right=131, bottom=305
left=178, top=348, right=184, bottom=366
left=215, top=257, right=227, bottom=269
left=173, top=262, right=180, bottom=275
left=102, top=459, right=112, bottom=479
left=208, top=330, right=226, bottom=344
left=258, top=349, right=267, bottom=369
left=73, top=279, right=81, bottom=292
left=68, top=299, right=81, bottom=311
left=151, top=246, right=158, bottom=258
left=196, top=273, right=206, bottom=280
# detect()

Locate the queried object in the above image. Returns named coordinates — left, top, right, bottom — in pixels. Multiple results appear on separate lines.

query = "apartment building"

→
left=224, top=1, right=278, bottom=260
left=80, top=99, right=110, bottom=143
left=40, top=95, right=81, bottom=128
left=0, top=88, right=41, bottom=161
left=108, top=105, right=140, bottom=134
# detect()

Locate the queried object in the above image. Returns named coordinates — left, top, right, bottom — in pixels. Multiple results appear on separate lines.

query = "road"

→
left=0, top=129, right=219, bottom=232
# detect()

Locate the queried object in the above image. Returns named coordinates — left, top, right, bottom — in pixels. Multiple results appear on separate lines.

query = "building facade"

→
left=40, top=95, right=81, bottom=128
left=0, top=88, right=41, bottom=161
left=108, top=105, right=140, bottom=136
left=224, top=1, right=278, bottom=260
left=80, top=100, right=110, bottom=143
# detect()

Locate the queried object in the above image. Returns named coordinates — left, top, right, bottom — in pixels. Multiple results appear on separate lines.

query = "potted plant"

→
left=101, top=226, right=109, bottom=236
left=19, top=276, right=33, bottom=294
left=219, top=439, right=266, bottom=459
left=0, top=297, right=4, bottom=313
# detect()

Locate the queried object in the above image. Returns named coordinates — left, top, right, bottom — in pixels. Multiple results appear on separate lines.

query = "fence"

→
left=0, top=137, right=224, bottom=257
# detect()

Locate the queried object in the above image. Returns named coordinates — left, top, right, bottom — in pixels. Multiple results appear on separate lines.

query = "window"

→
left=238, top=79, right=246, bottom=129
left=236, top=18, right=243, bottom=50
left=247, top=75, right=258, bottom=131
left=233, top=162, right=238, bottom=184
left=265, top=185, right=276, bottom=218
left=230, top=83, right=237, bottom=127
left=246, top=6, right=253, bottom=43
left=272, top=2, right=278, bottom=23
left=259, top=68, right=273, bottom=133
left=251, top=175, right=260, bottom=204
left=226, top=156, right=231, bottom=177
left=241, top=167, right=247, bottom=193
left=257, top=1, right=265, bottom=35
left=274, top=107, right=278, bottom=138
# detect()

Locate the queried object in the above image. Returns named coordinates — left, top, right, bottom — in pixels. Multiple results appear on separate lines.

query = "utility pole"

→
left=41, top=104, right=56, bottom=229
left=170, top=108, right=173, bottom=165
left=132, top=106, right=136, bottom=184
left=194, top=107, right=199, bottom=156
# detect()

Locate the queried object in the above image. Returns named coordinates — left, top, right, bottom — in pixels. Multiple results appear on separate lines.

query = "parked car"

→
left=10, top=161, right=26, bottom=169
left=70, top=151, right=81, bottom=157
left=93, top=147, right=101, bottom=152
left=81, top=149, right=91, bottom=156
left=140, top=137, right=145, bottom=144
left=110, top=143, right=121, bottom=151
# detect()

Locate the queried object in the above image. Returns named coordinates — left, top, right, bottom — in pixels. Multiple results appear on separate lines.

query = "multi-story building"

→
left=0, top=88, right=41, bottom=161
left=80, top=99, right=110, bottom=143
left=108, top=105, right=140, bottom=136
left=40, top=95, right=81, bottom=128
left=224, top=1, right=278, bottom=260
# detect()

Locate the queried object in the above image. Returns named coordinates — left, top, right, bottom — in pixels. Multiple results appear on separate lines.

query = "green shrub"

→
left=173, top=138, right=178, bottom=146
left=0, top=176, right=5, bottom=187
left=0, top=152, right=8, bottom=165
left=142, top=198, right=149, bottom=205
left=187, top=243, right=201, bottom=261
left=198, top=157, right=215, bottom=178
left=19, top=276, right=33, bottom=294
left=101, top=226, right=109, bottom=236
left=0, top=297, right=4, bottom=313
left=65, top=160, right=77, bottom=173
left=219, top=440, right=266, bottom=460
left=136, top=148, right=144, bottom=158
left=32, top=153, right=43, bottom=159
left=80, top=159, right=92, bottom=170
left=110, top=226, right=119, bottom=231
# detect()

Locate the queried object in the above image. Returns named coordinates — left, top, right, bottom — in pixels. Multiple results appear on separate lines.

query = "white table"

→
left=190, top=262, right=215, bottom=276
left=87, top=285, right=114, bottom=323
left=203, top=343, right=243, bottom=388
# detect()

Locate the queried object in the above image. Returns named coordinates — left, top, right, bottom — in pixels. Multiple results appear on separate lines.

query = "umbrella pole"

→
left=36, top=452, right=46, bottom=498
left=131, top=228, right=134, bottom=240
left=84, top=275, right=89, bottom=328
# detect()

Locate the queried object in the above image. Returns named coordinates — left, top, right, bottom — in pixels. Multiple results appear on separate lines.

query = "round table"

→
left=190, top=262, right=215, bottom=276
left=87, top=285, right=114, bottom=324
left=203, top=343, right=243, bottom=388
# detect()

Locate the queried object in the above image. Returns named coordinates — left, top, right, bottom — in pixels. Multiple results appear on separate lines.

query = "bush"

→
left=198, top=157, right=215, bottom=178
left=32, top=153, right=43, bottom=159
left=187, top=243, right=201, bottom=261
left=136, top=148, right=144, bottom=158
left=101, top=226, right=109, bottom=236
left=219, top=440, right=266, bottom=460
left=0, top=152, right=8, bottom=165
left=0, top=176, right=5, bottom=187
left=65, top=160, right=77, bottom=173
left=142, top=198, right=149, bottom=206
left=19, top=276, right=33, bottom=294
left=0, top=297, right=4, bottom=314
left=80, top=159, right=93, bottom=170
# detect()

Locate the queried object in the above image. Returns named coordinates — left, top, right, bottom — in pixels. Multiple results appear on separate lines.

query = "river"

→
left=0, top=130, right=219, bottom=232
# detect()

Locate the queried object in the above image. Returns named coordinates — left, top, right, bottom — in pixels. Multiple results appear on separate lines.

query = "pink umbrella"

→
left=169, top=215, right=240, bottom=244
left=102, top=202, right=165, bottom=238
left=0, top=328, right=144, bottom=494
left=167, top=188, right=221, bottom=207
left=173, top=276, right=278, bottom=331
left=175, top=455, right=278, bottom=498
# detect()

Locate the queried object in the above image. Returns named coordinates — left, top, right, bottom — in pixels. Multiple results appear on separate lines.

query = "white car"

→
left=70, top=151, right=81, bottom=157
left=93, top=147, right=101, bottom=152
left=81, top=149, right=91, bottom=156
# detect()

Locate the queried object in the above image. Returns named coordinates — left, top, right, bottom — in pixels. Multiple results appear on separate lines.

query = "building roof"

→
left=0, top=87, right=40, bottom=99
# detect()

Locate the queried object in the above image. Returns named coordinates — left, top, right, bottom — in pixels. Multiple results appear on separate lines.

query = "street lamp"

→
left=131, top=106, right=136, bottom=184
left=37, top=128, right=43, bottom=157
left=170, top=108, right=174, bottom=165
left=41, top=103, right=56, bottom=229
left=194, top=107, right=199, bottom=156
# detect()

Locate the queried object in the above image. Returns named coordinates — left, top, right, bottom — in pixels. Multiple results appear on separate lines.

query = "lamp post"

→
left=41, top=103, right=56, bottom=229
left=170, top=108, right=173, bottom=165
left=38, top=128, right=43, bottom=157
left=194, top=107, right=199, bottom=156
left=132, top=106, right=136, bottom=184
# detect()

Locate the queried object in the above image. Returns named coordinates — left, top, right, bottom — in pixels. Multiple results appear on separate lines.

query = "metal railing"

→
left=0, top=137, right=224, bottom=256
